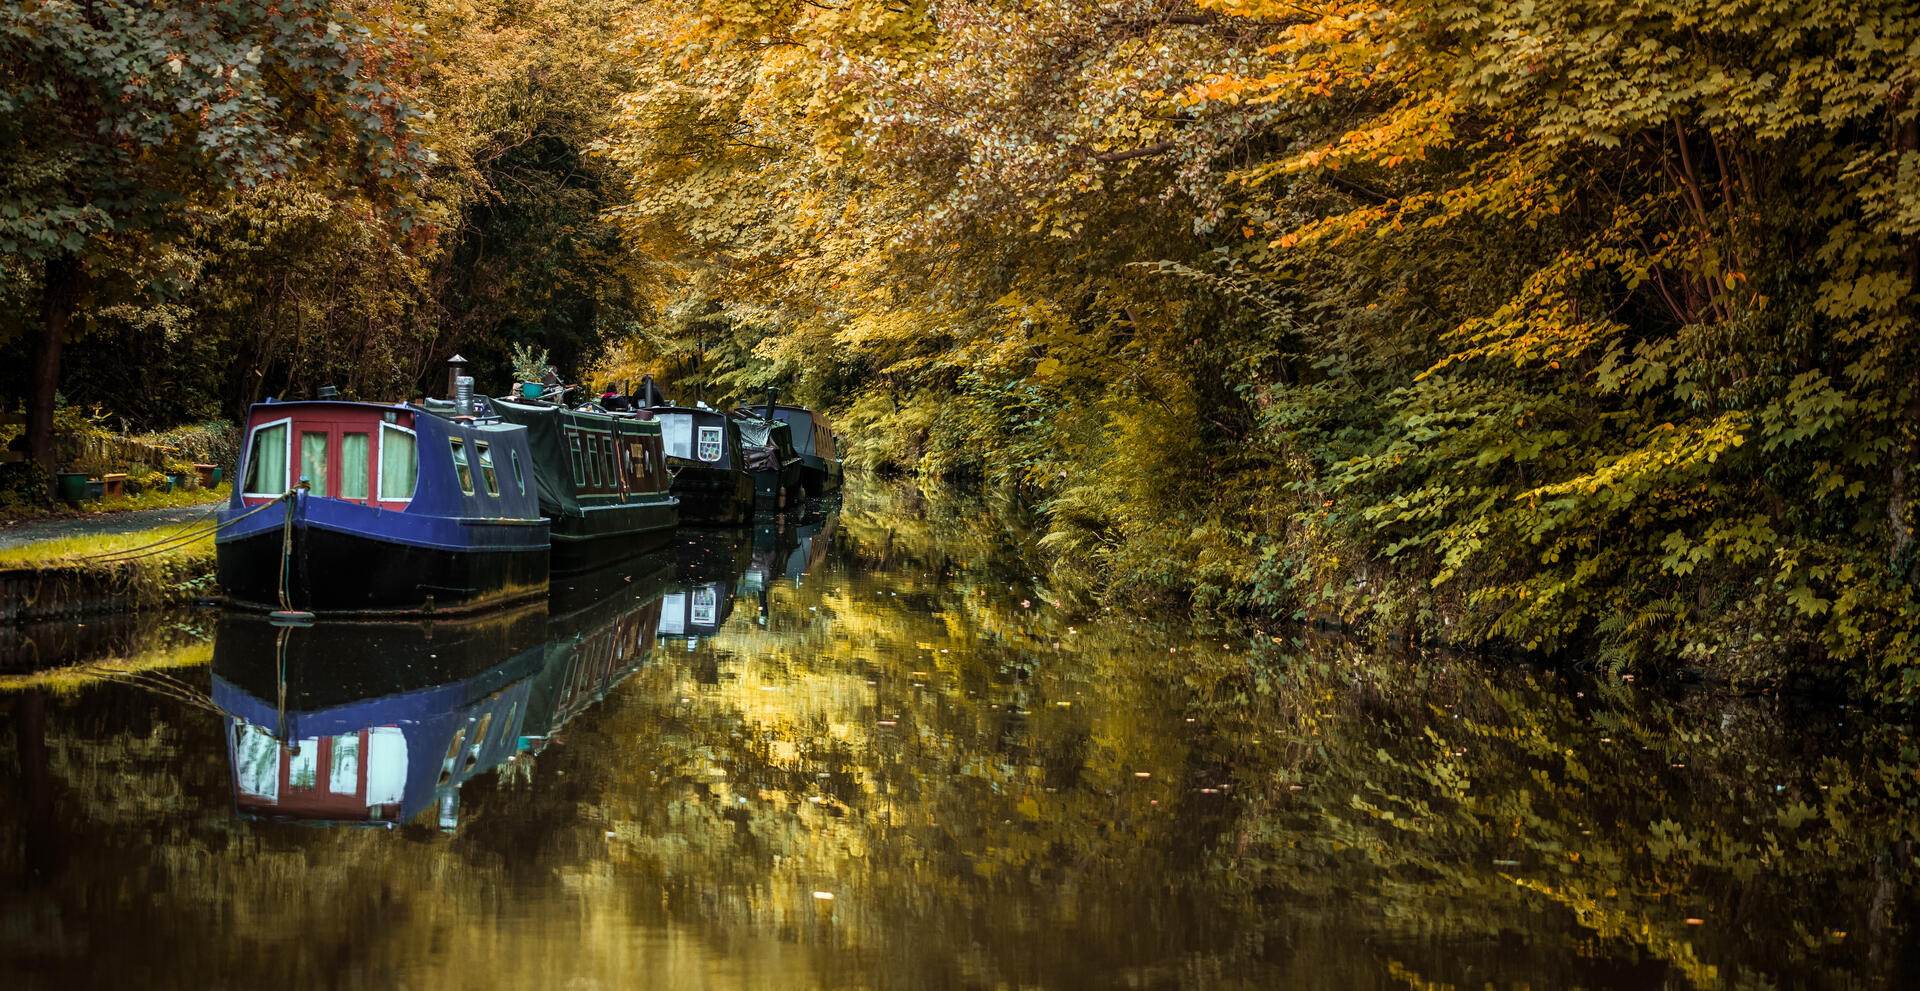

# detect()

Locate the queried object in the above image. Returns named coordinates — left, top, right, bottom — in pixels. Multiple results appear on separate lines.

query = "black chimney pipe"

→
left=763, top=385, right=778, bottom=420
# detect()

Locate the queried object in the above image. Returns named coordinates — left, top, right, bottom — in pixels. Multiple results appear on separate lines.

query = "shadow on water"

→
left=1, top=481, right=1918, bottom=989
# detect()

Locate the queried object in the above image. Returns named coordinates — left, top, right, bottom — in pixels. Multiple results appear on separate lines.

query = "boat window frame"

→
left=449, top=437, right=475, bottom=496
left=511, top=449, right=525, bottom=495
left=569, top=432, right=585, bottom=487
left=475, top=439, right=499, bottom=496
left=376, top=422, right=418, bottom=505
left=241, top=416, right=294, bottom=499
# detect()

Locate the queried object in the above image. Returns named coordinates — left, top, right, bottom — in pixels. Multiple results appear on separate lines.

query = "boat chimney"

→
left=454, top=375, right=474, bottom=416
left=764, top=385, right=778, bottom=420
left=317, top=384, right=339, bottom=400
left=640, top=374, right=657, bottom=408
left=445, top=354, right=468, bottom=401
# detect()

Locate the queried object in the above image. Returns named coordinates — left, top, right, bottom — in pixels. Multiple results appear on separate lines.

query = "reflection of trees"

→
left=1184, top=638, right=1920, bottom=989
left=2, top=482, right=1917, bottom=988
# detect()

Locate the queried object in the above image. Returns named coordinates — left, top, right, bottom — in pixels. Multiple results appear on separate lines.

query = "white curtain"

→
left=300, top=431, right=329, bottom=497
left=380, top=426, right=417, bottom=500
left=244, top=422, right=288, bottom=494
left=329, top=734, right=361, bottom=794
left=340, top=433, right=370, bottom=500
left=660, top=414, right=694, bottom=458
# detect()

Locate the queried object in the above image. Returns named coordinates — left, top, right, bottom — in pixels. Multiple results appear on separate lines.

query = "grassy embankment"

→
left=0, top=517, right=223, bottom=622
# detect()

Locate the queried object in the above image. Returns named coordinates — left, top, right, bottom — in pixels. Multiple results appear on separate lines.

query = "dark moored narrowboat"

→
left=734, top=402, right=844, bottom=497
left=733, top=414, right=805, bottom=511
left=649, top=404, right=755, bottom=525
left=492, top=399, right=679, bottom=576
left=216, top=400, right=549, bottom=615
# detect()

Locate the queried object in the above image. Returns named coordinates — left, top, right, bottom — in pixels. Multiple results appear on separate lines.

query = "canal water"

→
left=2, top=480, right=1915, bottom=989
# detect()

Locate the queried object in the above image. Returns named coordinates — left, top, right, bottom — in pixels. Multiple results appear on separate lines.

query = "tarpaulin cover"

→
left=736, top=405, right=837, bottom=460
left=493, top=400, right=663, bottom=519
left=734, top=416, right=797, bottom=461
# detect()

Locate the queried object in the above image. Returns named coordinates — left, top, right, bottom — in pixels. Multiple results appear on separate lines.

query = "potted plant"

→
left=56, top=471, right=88, bottom=504
left=509, top=342, right=550, bottom=400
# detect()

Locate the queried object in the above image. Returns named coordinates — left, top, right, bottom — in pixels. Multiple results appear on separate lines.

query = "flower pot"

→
left=519, top=382, right=545, bottom=399
left=193, top=463, right=217, bottom=488
left=57, top=472, right=88, bottom=504
left=166, top=473, right=186, bottom=492
left=101, top=473, right=127, bottom=499
left=83, top=480, right=105, bottom=502
left=210, top=467, right=223, bottom=486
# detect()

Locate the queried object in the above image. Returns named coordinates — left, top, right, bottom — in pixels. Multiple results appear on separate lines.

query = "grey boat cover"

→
left=734, top=416, right=797, bottom=467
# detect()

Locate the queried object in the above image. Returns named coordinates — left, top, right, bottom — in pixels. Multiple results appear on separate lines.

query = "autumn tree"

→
left=0, top=0, right=430, bottom=474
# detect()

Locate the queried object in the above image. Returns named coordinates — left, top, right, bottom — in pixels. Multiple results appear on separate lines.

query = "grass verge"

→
left=0, top=521, right=217, bottom=570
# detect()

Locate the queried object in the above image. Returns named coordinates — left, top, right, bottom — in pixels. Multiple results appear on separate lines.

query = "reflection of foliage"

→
left=3, top=482, right=1917, bottom=988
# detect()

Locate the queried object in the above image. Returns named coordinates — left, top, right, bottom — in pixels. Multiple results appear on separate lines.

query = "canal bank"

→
left=0, top=522, right=217, bottom=625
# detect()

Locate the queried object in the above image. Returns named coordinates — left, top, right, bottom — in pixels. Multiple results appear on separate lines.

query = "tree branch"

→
left=1093, top=140, right=1175, bottom=164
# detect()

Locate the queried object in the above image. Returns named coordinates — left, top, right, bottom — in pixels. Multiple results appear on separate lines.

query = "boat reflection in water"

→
left=211, top=551, right=677, bottom=830
left=656, top=530, right=751, bottom=646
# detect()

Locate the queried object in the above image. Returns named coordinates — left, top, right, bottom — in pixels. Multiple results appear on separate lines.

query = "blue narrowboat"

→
left=215, top=399, right=549, bottom=615
left=733, top=414, right=806, bottom=511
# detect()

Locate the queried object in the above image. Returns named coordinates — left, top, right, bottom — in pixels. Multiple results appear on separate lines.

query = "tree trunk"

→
left=1891, top=113, right=1920, bottom=574
left=29, top=254, right=83, bottom=478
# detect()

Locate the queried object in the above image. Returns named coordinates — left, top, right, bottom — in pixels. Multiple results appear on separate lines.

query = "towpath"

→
left=0, top=504, right=221, bottom=551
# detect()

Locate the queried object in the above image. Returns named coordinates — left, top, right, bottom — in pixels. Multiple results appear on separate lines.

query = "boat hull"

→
left=669, top=464, right=755, bottom=525
left=751, top=462, right=806, bottom=511
left=798, top=455, right=843, bottom=498
left=549, top=497, right=680, bottom=576
left=216, top=517, right=548, bottom=615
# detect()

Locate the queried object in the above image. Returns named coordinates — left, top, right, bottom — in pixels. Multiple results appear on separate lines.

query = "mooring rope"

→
left=277, top=493, right=298, bottom=612
left=81, top=492, right=293, bottom=565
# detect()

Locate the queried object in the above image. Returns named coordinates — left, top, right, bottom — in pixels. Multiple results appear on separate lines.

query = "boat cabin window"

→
left=329, top=734, right=360, bottom=795
left=378, top=424, right=417, bottom=502
left=449, top=438, right=474, bottom=495
left=697, top=425, right=724, bottom=462
left=300, top=431, right=329, bottom=497
left=511, top=450, right=525, bottom=494
left=242, top=420, right=291, bottom=496
left=569, top=435, right=585, bottom=487
left=340, top=433, right=370, bottom=500
left=586, top=435, right=601, bottom=489
left=475, top=440, right=498, bottom=496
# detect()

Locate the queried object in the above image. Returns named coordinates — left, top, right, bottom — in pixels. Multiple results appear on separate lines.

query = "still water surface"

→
left=2, top=481, right=1916, bottom=989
